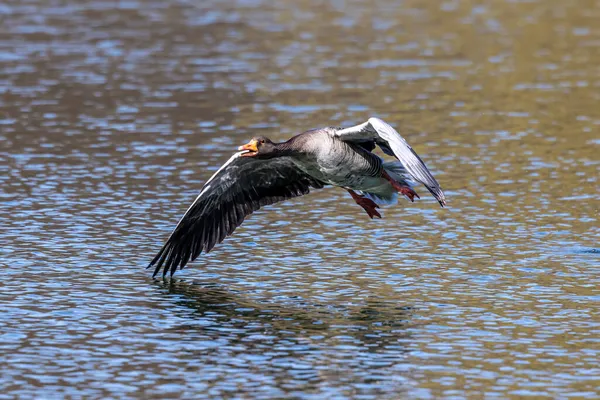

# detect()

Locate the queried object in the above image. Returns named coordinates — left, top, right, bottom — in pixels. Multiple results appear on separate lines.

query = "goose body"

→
left=285, top=129, right=383, bottom=188
left=149, top=117, right=446, bottom=277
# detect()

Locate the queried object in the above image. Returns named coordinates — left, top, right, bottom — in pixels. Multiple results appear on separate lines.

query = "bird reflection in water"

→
left=154, top=279, right=414, bottom=351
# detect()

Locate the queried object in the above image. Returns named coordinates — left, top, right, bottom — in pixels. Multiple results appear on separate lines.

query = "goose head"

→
left=238, top=136, right=278, bottom=158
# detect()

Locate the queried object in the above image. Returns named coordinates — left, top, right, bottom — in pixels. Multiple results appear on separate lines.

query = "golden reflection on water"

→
left=0, top=0, right=598, bottom=398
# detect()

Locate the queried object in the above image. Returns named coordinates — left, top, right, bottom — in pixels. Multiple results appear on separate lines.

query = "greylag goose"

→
left=149, top=117, right=446, bottom=277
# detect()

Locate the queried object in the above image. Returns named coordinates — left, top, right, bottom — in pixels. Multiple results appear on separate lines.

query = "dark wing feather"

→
left=335, top=117, right=446, bottom=207
left=149, top=152, right=325, bottom=277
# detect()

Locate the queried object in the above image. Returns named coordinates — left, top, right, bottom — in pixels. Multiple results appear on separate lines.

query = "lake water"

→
left=1, top=0, right=598, bottom=398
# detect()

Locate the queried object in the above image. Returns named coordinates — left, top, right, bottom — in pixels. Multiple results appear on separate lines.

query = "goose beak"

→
left=238, top=139, right=259, bottom=156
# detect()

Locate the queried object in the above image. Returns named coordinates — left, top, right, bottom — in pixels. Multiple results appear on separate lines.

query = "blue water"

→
left=1, top=0, right=599, bottom=398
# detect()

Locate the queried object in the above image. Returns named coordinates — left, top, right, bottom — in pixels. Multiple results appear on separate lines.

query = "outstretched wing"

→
left=334, top=117, right=446, bottom=207
left=149, top=152, right=325, bottom=277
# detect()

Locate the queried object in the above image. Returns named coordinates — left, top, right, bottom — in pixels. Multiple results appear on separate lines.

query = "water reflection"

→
left=158, top=279, right=414, bottom=337
left=150, top=280, right=415, bottom=397
left=1, top=0, right=599, bottom=398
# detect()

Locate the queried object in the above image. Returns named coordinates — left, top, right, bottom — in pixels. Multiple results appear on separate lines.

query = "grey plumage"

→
left=149, top=117, right=446, bottom=277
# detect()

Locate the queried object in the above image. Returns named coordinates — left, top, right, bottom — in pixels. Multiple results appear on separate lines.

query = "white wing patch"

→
left=199, top=151, right=247, bottom=196
left=335, top=117, right=446, bottom=207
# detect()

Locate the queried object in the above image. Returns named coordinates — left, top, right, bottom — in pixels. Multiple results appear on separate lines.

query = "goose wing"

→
left=149, top=151, right=325, bottom=277
left=334, top=117, right=446, bottom=207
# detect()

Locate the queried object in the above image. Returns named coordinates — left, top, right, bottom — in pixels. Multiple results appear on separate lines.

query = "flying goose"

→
left=149, top=117, right=446, bottom=277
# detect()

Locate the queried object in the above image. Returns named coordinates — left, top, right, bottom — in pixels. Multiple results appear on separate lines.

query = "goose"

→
left=149, top=117, right=446, bottom=277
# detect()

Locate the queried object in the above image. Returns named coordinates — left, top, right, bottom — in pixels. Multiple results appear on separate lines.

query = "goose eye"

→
left=260, top=139, right=265, bottom=144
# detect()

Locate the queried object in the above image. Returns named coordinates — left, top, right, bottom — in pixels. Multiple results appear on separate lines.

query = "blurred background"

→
left=0, top=0, right=598, bottom=398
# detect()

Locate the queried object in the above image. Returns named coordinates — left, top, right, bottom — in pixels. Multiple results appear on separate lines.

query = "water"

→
left=1, top=0, right=599, bottom=398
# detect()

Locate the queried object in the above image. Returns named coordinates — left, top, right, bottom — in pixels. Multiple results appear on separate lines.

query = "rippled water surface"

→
left=1, top=0, right=599, bottom=398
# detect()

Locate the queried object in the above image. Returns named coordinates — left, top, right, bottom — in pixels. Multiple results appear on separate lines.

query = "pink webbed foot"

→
left=347, top=190, right=381, bottom=219
left=382, top=171, right=420, bottom=202
left=355, top=197, right=382, bottom=219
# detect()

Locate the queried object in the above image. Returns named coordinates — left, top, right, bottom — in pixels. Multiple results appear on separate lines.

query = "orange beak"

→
left=238, top=139, right=258, bottom=154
